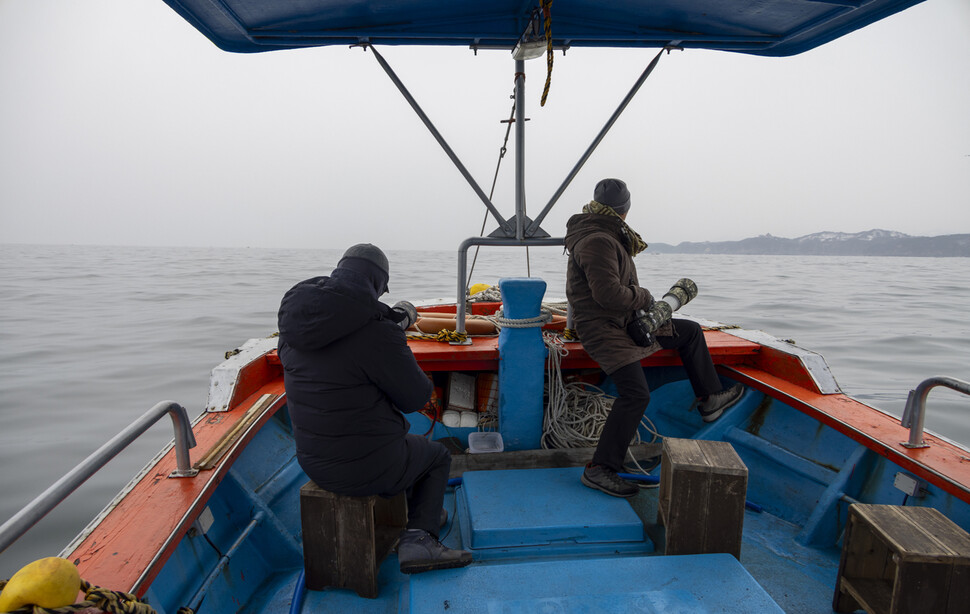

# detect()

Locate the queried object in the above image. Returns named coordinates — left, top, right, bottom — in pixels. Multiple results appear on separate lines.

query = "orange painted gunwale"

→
left=723, top=364, right=970, bottom=502
left=67, top=380, right=286, bottom=596
left=65, top=328, right=970, bottom=600
left=407, top=329, right=762, bottom=371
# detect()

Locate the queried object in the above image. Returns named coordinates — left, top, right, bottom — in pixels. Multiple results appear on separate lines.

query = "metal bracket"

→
left=900, top=376, right=970, bottom=449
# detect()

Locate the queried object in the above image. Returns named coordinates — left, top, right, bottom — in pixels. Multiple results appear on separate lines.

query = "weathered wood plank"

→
left=841, top=578, right=893, bottom=614
left=299, top=482, right=407, bottom=598
left=448, top=442, right=662, bottom=477
left=657, top=438, right=747, bottom=559
left=834, top=504, right=970, bottom=614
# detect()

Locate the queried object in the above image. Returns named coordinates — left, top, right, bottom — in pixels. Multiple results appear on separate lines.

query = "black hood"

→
left=278, top=273, right=390, bottom=351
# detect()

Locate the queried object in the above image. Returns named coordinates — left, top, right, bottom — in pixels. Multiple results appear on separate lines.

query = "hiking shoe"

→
left=698, top=383, right=744, bottom=422
left=581, top=463, right=638, bottom=498
left=398, top=529, right=472, bottom=574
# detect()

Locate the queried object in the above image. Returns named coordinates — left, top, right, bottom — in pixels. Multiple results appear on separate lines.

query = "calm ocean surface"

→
left=1, top=243, right=968, bottom=576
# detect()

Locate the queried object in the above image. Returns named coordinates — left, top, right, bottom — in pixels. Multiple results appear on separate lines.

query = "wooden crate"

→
left=834, top=503, right=970, bottom=614
left=657, top=438, right=748, bottom=559
left=299, top=481, right=407, bottom=598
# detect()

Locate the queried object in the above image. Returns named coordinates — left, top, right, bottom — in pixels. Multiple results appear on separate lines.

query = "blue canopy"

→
left=163, top=0, right=924, bottom=56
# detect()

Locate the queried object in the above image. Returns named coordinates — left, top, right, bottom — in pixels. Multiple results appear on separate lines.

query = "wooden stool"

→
left=834, top=503, right=970, bottom=614
left=657, top=438, right=748, bottom=559
left=299, top=481, right=407, bottom=598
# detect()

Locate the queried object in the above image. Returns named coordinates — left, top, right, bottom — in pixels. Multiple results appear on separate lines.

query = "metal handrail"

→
left=900, top=376, right=970, bottom=449
left=0, top=401, right=197, bottom=554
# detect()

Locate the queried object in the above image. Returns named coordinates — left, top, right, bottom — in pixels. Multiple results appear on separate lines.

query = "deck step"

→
left=457, top=467, right=651, bottom=558
left=406, top=553, right=784, bottom=612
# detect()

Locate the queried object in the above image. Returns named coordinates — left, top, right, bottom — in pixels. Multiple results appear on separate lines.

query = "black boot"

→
left=398, top=529, right=472, bottom=574
left=697, top=383, right=744, bottom=422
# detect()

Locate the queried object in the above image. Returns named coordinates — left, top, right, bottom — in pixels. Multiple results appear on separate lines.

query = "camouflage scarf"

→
left=583, top=200, right=649, bottom=256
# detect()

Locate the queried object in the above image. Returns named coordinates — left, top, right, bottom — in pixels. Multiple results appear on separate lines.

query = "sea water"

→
left=1, top=244, right=968, bottom=577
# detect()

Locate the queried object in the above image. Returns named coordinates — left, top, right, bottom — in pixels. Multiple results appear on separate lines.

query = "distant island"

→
left=649, top=230, right=970, bottom=257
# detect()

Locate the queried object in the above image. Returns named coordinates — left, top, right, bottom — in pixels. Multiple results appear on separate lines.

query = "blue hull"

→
left=136, top=372, right=969, bottom=613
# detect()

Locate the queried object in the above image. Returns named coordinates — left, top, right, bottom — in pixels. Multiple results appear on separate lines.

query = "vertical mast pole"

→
left=514, top=59, right=526, bottom=240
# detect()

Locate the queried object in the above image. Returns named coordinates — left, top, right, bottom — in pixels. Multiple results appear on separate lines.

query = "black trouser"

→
left=393, top=434, right=451, bottom=537
left=309, top=433, right=451, bottom=538
left=592, top=319, right=722, bottom=471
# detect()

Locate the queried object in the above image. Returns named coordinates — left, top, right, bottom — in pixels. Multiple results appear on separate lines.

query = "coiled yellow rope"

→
left=0, top=579, right=194, bottom=614
left=406, top=329, right=469, bottom=344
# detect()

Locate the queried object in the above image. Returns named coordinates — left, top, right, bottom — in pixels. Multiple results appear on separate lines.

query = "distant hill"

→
left=649, top=230, right=970, bottom=257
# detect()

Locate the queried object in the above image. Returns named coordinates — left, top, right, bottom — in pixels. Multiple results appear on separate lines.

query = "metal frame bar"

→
left=527, top=46, right=673, bottom=236
left=186, top=511, right=264, bottom=612
left=0, top=401, right=197, bottom=554
left=367, top=45, right=513, bottom=236
left=901, top=376, right=970, bottom=448
left=455, top=236, right=565, bottom=342
left=514, top=59, right=527, bottom=239
left=367, top=44, right=673, bottom=335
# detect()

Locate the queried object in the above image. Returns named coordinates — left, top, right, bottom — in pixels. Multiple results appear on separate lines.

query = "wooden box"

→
left=299, top=481, right=407, bottom=598
left=834, top=503, right=970, bottom=614
left=657, top=438, right=748, bottom=559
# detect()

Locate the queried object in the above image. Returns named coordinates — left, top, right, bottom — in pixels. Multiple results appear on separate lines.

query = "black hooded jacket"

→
left=277, top=266, right=432, bottom=492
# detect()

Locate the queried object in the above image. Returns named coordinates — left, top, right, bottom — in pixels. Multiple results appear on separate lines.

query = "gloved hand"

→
left=662, top=278, right=698, bottom=310
left=635, top=300, right=673, bottom=335
left=390, top=300, right=418, bottom=330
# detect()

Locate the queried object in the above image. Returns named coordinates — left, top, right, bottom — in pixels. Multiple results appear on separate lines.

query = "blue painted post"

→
left=498, top=277, right=547, bottom=451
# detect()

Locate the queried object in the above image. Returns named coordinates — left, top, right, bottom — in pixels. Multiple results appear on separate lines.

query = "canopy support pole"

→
left=526, top=46, right=677, bottom=237
left=367, top=45, right=513, bottom=236
left=514, top=60, right=526, bottom=240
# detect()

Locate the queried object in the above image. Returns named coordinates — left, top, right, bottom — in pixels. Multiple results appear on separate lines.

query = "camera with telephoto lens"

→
left=627, top=278, right=697, bottom=346
left=627, top=300, right=673, bottom=346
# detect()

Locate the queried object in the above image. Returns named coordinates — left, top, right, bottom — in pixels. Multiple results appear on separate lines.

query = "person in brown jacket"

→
left=565, top=178, right=743, bottom=497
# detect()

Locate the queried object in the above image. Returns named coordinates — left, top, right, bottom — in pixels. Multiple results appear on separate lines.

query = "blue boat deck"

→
left=136, top=368, right=970, bottom=614
left=241, top=476, right=839, bottom=614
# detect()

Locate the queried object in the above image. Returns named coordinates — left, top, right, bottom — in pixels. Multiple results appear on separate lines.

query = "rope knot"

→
left=492, top=308, right=554, bottom=329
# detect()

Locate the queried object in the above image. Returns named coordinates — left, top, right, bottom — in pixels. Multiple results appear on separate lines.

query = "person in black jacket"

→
left=277, top=244, right=471, bottom=574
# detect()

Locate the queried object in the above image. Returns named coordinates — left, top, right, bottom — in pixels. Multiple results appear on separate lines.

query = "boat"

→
left=2, top=1, right=969, bottom=613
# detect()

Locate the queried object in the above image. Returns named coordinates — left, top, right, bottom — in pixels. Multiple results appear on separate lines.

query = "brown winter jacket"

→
left=564, top=212, right=671, bottom=374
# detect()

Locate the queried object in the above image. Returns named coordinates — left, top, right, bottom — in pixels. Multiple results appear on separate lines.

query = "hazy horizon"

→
left=1, top=0, right=968, bottom=250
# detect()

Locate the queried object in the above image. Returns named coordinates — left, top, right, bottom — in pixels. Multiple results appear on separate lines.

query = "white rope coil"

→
left=492, top=309, right=554, bottom=328
left=467, top=286, right=503, bottom=302
left=541, top=332, right=662, bottom=476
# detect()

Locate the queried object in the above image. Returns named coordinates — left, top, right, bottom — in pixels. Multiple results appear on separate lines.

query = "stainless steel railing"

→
left=0, top=400, right=197, bottom=554
left=901, top=376, right=970, bottom=449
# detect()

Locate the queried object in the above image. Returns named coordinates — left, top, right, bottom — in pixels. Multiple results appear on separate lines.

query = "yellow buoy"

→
left=468, top=283, right=491, bottom=296
left=0, top=557, right=81, bottom=611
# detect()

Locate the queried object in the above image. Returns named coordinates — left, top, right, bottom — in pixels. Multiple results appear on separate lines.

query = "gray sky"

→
left=1, top=0, right=968, bottom=250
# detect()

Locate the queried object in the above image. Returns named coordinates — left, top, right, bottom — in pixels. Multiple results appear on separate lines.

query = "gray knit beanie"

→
left=340, top=243, right=389, bottom=276
left=593, top=178, right=631, bottom=215
left=338, top=243, right=389, bottom=295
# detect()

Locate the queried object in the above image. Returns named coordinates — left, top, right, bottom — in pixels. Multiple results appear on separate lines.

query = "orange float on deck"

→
left=408, top=313, right=567, bottom=335
left=410, top=316, right=498, bottom=335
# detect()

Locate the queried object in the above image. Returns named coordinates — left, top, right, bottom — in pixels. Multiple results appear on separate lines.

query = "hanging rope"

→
left=540, top=0, right=554, bottom=106
left=467, top=85, right=518, bottom=292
